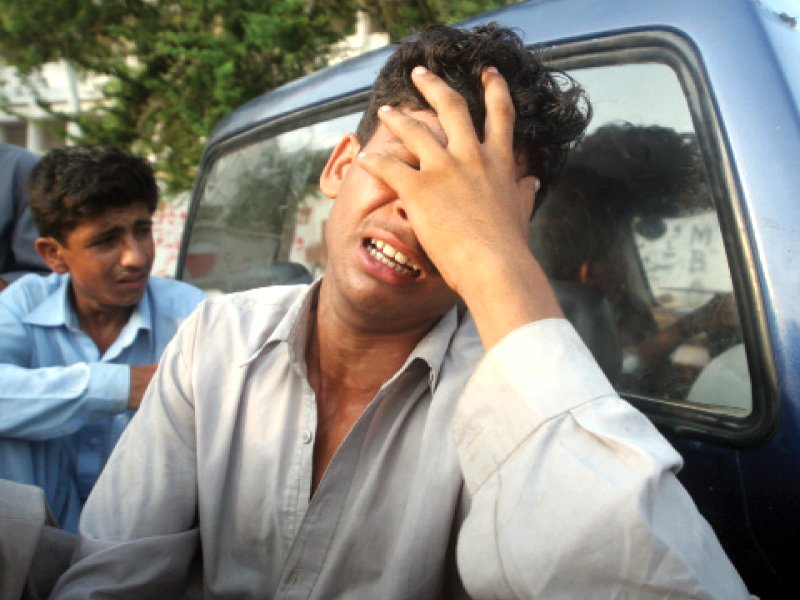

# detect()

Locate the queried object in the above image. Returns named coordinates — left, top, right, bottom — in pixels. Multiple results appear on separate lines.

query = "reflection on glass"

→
left=534, top=61, right=750, bottom=414
left=185, top=112, right=361, bottom=294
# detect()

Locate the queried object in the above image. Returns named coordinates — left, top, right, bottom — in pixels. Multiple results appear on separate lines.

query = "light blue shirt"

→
left=0, top=272, right=206, bottom=532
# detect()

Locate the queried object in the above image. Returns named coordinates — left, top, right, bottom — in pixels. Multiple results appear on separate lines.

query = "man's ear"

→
left=319, top=134, right=360, bottom=199
left=35, top=237, right=68, bottom=274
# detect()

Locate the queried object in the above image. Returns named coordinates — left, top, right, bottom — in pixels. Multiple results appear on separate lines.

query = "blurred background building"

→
left=0, top=59, right=100, bottom=152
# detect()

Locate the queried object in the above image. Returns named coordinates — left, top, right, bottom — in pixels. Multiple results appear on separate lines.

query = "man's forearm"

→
left=0, top=362, right=130, bottom=439
left=456, top=249, right=563, bottom=349
left=454, top=320, right=750, bottom=599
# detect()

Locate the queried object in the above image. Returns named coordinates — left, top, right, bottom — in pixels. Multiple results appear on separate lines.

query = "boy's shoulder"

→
left=1, top=272, right=65, bottom=315
left=147, top=275, right=207, bottom=301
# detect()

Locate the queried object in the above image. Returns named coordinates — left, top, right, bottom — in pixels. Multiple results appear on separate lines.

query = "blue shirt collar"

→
left=22, top=273, right=154, bottom=355
left=23, top=274, right=73, bottom=328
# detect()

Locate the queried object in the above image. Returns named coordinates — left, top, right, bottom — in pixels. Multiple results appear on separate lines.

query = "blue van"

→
left=177, top=0, right=800, bottom=597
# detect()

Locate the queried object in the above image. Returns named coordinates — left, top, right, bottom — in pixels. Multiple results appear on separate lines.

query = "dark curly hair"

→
left=27, top=146, right=158, bottom=242
left=355, top=23, right=591, bottom=204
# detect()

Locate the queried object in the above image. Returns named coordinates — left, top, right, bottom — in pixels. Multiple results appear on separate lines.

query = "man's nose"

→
left=392, top=198, right=408, bottom=221
left=120, top=235, right=148, bottom=268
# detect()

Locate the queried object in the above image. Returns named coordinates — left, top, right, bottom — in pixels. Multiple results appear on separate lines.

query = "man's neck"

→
left=307, top=306, right=430, bottom=404
left=71, top=290, right=136, bottom=355
left=305, top=288, right=441, bottom=494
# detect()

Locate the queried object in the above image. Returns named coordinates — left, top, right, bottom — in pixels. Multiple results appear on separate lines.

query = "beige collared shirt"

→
left=51, top=282, right=749, bottom=599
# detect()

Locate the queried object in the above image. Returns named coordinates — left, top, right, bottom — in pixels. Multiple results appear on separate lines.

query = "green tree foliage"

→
left=1, top=0, right=515, bottom=191
left=0, top=0, right=357, bottom=191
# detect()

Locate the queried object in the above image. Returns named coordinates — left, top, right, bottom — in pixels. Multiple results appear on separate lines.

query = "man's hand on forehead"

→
left=358, top=66, right=562, bottom=348
left=357, top=66, right=538, bottom=297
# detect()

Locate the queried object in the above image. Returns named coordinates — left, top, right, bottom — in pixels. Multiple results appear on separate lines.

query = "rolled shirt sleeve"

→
left=0, top=362, right=129, bottom=440
left=454, top=319, right=750, bottom=599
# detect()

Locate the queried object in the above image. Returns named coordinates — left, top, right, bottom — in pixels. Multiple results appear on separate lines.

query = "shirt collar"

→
left=240, top=280, right=321, bottom=368
left=403, top=307, right=459, bottom=393
left=109, top=288, right=153, bottom=356
left=23, top=273, right=154, bottom=345
left=242, top=278, right=460, bottom=392
left=23, top=274, right=73, bottom=328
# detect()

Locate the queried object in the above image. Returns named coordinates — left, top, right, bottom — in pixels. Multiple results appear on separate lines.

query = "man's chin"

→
left=114, top=281, right=149, bottom=306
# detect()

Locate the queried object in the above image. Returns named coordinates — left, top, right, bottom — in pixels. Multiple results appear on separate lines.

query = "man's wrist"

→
left=458, top=252, right=563, bottom=349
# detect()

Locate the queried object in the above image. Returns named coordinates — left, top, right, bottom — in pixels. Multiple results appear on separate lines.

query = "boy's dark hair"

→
left=356, top=23, right=591, bottom=203
left=27, top=146, right=158, bottom=242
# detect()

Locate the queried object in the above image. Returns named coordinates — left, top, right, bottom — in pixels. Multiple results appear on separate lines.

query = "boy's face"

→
left=37, top=203, right=155, bottom=315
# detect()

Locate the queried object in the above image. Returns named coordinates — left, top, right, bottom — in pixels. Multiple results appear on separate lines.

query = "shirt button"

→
left=302, top=429, right=313, bottom=444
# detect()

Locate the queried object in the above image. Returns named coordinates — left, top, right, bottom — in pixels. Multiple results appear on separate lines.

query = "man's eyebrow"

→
left=88, top=225, right=125, bottom=243
left=88, top=218, right=153, bottom=243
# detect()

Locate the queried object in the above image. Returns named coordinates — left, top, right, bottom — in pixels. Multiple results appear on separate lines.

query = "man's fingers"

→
left=409, top=66, right=516, bottom=169
left=357, top=149, right=417, bottom=197
left=375, top=104, right=449, bottom=167
left=409, top=66, right=477, bottom=153
left=483, top=67, right=516, bottom=166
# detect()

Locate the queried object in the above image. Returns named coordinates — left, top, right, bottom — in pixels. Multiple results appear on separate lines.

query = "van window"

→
left=184, top=112, right=362, bottom=293
left=532, top=61, right=751, bottom=417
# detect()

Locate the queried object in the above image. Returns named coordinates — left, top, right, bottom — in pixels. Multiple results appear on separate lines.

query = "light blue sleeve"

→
left=0, top=284, right=130, bottom=441
left=0, top=362, right=129, bottom=441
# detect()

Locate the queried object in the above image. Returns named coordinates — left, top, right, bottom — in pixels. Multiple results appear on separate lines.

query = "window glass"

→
left=184, top=112, right=361, bottom=294
left=532, top=62, right=750, bottom=414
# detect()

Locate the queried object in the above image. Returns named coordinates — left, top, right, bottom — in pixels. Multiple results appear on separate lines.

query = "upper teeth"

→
left=368, top=238, right=420, bottom=276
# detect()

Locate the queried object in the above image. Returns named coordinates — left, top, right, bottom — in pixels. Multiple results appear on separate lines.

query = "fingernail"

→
left=358, top=151, right=368, bottom=159
left=379, top=105, right=392, bottom=113
left=412, top=65, right=428, bottom=76
left=485, top=66, right=499, bottom=74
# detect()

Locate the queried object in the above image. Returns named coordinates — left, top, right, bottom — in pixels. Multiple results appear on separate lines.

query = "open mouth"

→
left=364, top=238, right=421, bottom=278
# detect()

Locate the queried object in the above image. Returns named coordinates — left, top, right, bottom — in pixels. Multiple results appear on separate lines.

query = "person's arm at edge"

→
left=0, top=144, right=47, bottom=283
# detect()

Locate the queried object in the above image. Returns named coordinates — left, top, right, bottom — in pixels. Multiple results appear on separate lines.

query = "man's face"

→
left=42, top=203, right=155, bottom=314
left=319, top=109, right=460, bottom=332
